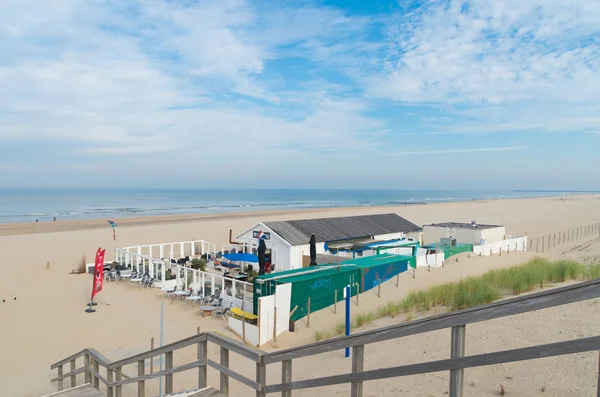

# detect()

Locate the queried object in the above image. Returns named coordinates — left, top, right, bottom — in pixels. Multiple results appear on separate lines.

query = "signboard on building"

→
left=253, top=230, right=270, bottom=240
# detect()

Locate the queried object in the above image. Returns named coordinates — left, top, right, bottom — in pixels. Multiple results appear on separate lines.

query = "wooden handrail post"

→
left=150, top=337, right=154, bottom=374
left=115, top=367, right=123, bottom=397
left=107, top=369, right=114, bottom=397
left=307, top=297, right=311, bottom=328
left=256, top=359, right=267, bottom=397
left=220, top=347, right=230, bottom=395
left=198, top=336, right=208, bottom=389
left=334, top=290, right=337, bottom=314
left=165, top=351, right=174, bottom=393
left=449, top=325, right=466, bottom=397
left=351, top=345, right=365, bottom=397
left=137, top=359, right=145, bottom=397
left=57, top=365, right=64, bottom=391
left=84, top=352, right=91, bottom=384
left=93, top=359, right=100, bottom=390
left=70, top=359, right=76, bottom=388
left=597, top=350, right=600, bottom=397
left=281, top=359, right=292, bottom=397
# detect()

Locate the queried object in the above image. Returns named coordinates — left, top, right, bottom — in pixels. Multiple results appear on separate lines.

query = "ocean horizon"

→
left=0, top=188, right=594, bottom=224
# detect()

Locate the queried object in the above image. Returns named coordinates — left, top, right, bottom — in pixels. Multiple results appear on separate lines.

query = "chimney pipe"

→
left=229, top=229, right=241, bottom=245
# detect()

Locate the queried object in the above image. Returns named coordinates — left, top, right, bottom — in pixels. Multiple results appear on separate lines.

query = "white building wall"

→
left=289, top=245, right=304, bottom=270
left=423, top=225, right=506, bottom=245
left=373, top=232, right=406, bottom=240
left=480, top=227, right=507, bottom=244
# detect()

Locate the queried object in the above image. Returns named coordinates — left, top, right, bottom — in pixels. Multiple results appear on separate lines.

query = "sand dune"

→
left=1, top=195, right=599, bottom=396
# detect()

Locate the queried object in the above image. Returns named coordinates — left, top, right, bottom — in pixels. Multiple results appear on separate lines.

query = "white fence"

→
left=174, top=265, right=253, bottom=312
left=416, top=253, right=445, bottom=268
left=117, top=240, right=218, bottom=264
left=473, top=236, right=528, bottom=256
left=228, top=283, right=291, bottom=347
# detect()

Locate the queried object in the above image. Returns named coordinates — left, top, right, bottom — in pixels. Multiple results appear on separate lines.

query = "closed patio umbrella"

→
left=309, top=234, right=317, bottom=266
left=258, top=239, right=267, bottom=275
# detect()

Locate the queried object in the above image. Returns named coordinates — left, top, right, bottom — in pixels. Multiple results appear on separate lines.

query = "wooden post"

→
left=553, top=233, right=556, bottom=247
left=307, top=297, right=311, bottom=328
left=597, top=351, right=600, bottom=397
left=115, top=367, right=123, bottom=397
left=536, top=238, right=539, bottom=252
left=70, top=359, right=76, bottom=388
left=449, top=325, right=466, bottom=397
left=137, top=360, right=145, bottom=397
left=242, top=315, right=247, bottom=344
left=220, top=347, right=230, bottom=395
left=107, top=369, right=114, bottom=397
left=58, top=365, right=64, bottom=391
left=165, top=351, right=173, bottom=394
left=351, top=345, right=365, bottom=397
left=93, top=359, right=100, bottom=390
left=356, top=283, right=360, bottom=306
left=256, top=360, right=267, bottom=397
left=84, top=352, right=91, bottom=384
left=334, top=290, right=337, bottom=314
left=499, top=247, right=502, bottom=256
left=542, top=236, right=545, bottom=253
left=282, top=360, right=292, bottom=397
left=396, top=273, right=400, bottom=288
left=150, top=338, right=154, bottom=374
left=273, top=307, right=278, bottom=345
left=548, top=235, right=551, bottom=250
left=198, top=336, right=207, bottom=389
left=377, top=283, right=381, bottom=298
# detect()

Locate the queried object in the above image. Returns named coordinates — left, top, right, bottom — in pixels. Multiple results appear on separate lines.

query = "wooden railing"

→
left=52, top=278, right=600, bottom=397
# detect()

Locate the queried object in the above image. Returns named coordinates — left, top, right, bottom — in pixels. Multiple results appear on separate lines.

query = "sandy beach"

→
left=1, top=195, right=600, bottom=396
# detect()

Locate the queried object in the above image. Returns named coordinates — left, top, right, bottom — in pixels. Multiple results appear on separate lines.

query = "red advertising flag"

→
left=91, top=248, right=105, bottom=300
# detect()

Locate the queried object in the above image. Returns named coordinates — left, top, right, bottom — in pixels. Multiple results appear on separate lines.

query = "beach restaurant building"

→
left=235, top=213, right=422, bottom=272
left=422, top=221, right=506, bottom=245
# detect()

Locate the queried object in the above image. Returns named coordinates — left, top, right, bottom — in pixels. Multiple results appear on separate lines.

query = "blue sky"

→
left=1, top=0, right=599, bottom=189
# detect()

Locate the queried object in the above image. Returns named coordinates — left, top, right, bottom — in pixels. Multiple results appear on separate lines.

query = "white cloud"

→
left=0, top=0, right=383, bottom=160
left=366, top=0, right=600, bottom=135
left=386, top=146, right=525, bottom=156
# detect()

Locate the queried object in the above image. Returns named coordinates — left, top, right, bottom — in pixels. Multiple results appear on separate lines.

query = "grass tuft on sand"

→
left=314, top=258, right=600, bottom=341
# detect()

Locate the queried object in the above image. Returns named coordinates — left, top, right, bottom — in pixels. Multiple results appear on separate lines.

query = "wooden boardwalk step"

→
left=41, top=384, right=103, bottom=397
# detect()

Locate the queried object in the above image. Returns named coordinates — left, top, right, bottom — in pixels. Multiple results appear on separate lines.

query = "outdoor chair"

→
left=214, top=303, right=232, bottom=320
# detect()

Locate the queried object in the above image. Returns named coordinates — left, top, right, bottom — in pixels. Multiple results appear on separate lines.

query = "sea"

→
left=0, top=188, right=591, bottom=224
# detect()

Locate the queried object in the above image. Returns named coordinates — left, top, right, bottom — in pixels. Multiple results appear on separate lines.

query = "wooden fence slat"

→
left=165, top=351, right=173, bottom=394
left=110, top=360, right=206, bottom=387
left=351, top=345, right=364, bottom=397
left=199, top=335, right=208, bottom=389
left=449, top=325, right=466, bottom=397
left=109, top=334, right=205, bottom=369
left=207, top=359, right=260, bottom=391
left=220, top=347, right=230, bottom=395
left=282, top=360, right=293, bottom=397
left=57, top=366, right=63, bottom=391
left=264, top=336, right=600, bottom=393
left=115, top=367, right=122, bottom=397
left=137, top=360, right=145, bottom=397
left=256, top=360, right=267, bottom=397
left=93, top=359, right=100, bottom=390
left=70, top=360, right=76, bottom=388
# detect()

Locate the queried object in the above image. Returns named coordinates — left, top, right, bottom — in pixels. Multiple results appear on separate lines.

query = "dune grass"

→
left=314, top=259, right=600, bottom=341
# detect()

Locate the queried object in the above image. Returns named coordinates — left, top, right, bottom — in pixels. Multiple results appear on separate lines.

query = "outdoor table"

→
left=199, top=305, right=216, bottom=317
left=172, top=290, right=188, bottom=302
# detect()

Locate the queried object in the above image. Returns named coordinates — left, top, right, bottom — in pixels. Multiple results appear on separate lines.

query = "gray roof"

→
left=265, top=213, right=421, bottom=246
left=424, top=222, right=502, bottom=230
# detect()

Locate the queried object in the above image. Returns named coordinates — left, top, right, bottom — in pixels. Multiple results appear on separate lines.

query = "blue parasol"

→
left=222, top=253, right=259, bottom=263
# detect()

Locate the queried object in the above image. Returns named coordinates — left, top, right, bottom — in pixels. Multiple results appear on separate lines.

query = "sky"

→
left=0, top=0, right=599, bottom=189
